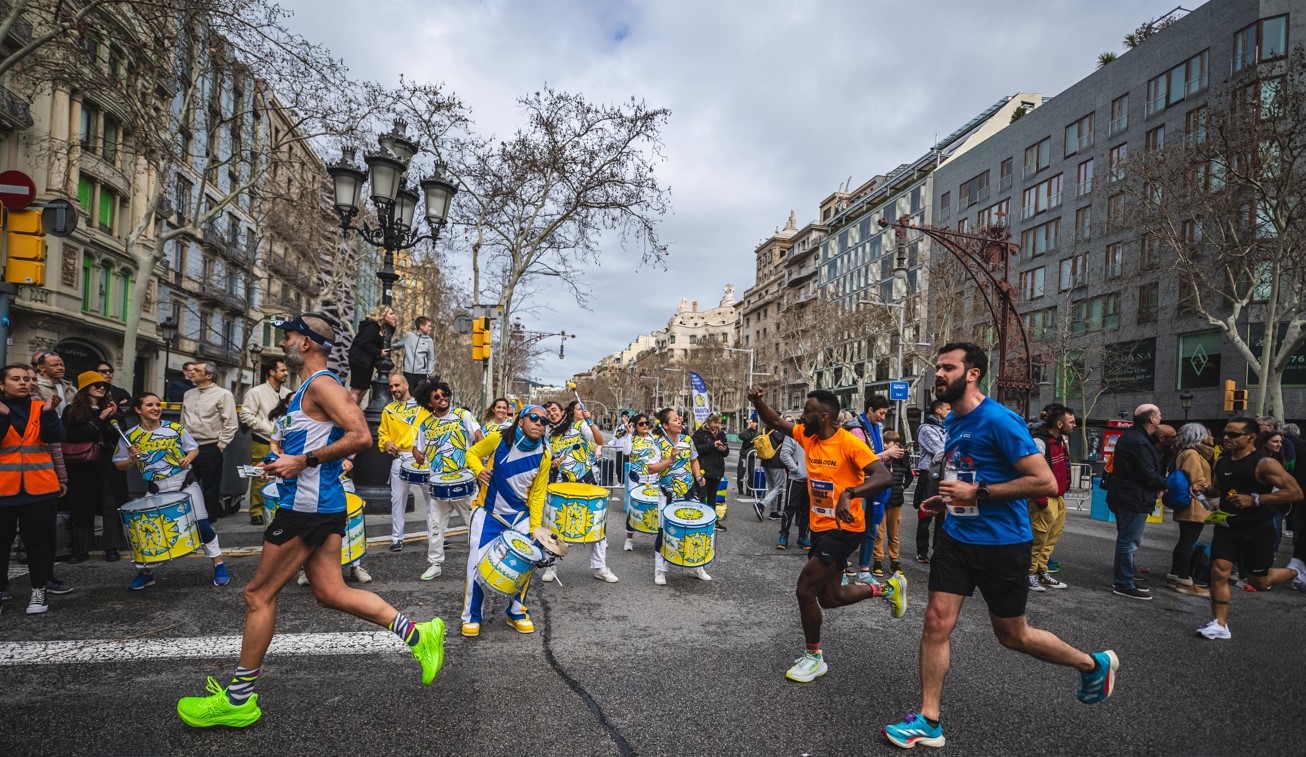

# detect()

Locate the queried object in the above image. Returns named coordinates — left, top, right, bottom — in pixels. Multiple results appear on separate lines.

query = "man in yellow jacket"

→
left=377, top=374, right=429, bottom=553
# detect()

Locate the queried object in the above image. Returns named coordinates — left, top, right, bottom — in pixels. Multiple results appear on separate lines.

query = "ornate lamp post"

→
left=159, top=316, right=178, bottom=396
left=326, top=119, right=458, bottom=504
left=1179, top=391, right=1194, bottom=421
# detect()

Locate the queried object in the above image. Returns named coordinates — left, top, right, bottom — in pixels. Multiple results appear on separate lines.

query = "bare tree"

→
left=1118, top=46, right=1306, bottom=417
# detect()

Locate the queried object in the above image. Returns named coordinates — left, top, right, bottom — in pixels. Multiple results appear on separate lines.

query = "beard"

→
left=284, top=342, right=305, bottom=371
left=802, top=421, right=821, bottom=437
left=935, top=374, right=967, bottom=404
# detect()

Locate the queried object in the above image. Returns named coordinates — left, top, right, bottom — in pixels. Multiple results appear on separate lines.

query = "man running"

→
left=176, top=314, right=444, bottom=729
left=883, top=343, right=1118, bottom=749
left=747, top=386, right=906, bottom=683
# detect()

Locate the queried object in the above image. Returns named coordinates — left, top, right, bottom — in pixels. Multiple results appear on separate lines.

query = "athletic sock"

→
left=924, top=715, right=940, bottom=728
left=390, top=611, right=421, bottom=647
left=806, top=643, right=820, bottom=655
left=226, top=666, right=260, bottom=705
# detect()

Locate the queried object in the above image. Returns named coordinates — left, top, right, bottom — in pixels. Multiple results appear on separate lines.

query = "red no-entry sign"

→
left=0, top=170, right=36, bottom=211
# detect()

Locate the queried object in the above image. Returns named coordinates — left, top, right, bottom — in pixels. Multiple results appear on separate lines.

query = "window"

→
left=1075, top=159, right=1093, bottom=197
left=1108, top=143, right=1128, bottom=182
left=175, top=176, right=193, bottom=223
left=98, top=188, right=117, bottom=233
left=1019, top=267, right=1046, bottom=299
left=1177, top=330, right=1222, bottom=389
left=102, top=116, right=119, bottom=165
left=1234, top=15, right=1288, bottom=71
left=1185, top=106, right=1208, bottom=146
left=1183, top=50, right=1209, bottom=97
left=77, top=176, right=93, bottom=215
left=81, top=254, right=94, bottom=312
left=1072, top=294, right=1120, bottom=333
left=98, top=261, right=112, bottom=315
left=1145, top=125, right=1164, bottom=152
left=1000, top=157, right=1013, bottom=191
left=976, top=198, right=1009, bottom=229
left=1060, top=252, right=1088, bottom=290
left=939, top=191, right=951, bottom=218
left=79, top=103, right=100, bottom=154
left=186, top=242, right=203, bottom=280
left=1106, top=193, right=1123, bottom=229
left=1021, top=174, right=1062, bottom=219
left=1137, top=283, right=1159, bottom=323
left=1064, top=113, right=1094, bottom=157
left=1146, top=73, right=1166, bottom=116
left=1147, top=50, right=1211, bottom=115
left=959, top=171, right=990, bottom=209
left=1105, top=242, right=1124, bottom=278
left=1023, top=137, right=1050, bottom=178
left=118, top=273, right=130, bottom=321
left=1140, top=234, right=1160, bottom=270
left=1178, top=277, right=1199, bottom=314
left=1022, top=307, right=1057, bottom=342
left=1109, top=94, right=1129, bottom=135
left=1075, top=206, right=1092, bottom=242
left=1021, top=218, right=1061, bottom=257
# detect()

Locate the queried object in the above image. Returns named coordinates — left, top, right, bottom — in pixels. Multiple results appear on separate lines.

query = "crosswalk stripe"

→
left=0, top=631, right=409, bottom=667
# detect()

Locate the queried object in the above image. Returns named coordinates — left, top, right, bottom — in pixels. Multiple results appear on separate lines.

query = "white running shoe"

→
left=654, top=569, right=667, bottom=586
left=1288, top=558, right=1306, bottom=591
left=541, top=567, right=557, bottom=583
left=296, top=570, right=310, bottom=587
left=623, top=537, right=634, bottom=551
left=785, top=651, right=828, bottom=682
left=1196, top=619, right=1231, bottom=640
left=420, top=564, right=441, bottom=581
left=692, top=567, right=712, bottom=581
left=350, top=565, right=373, bottom=584
left=593, top=567, right=619, bottom=583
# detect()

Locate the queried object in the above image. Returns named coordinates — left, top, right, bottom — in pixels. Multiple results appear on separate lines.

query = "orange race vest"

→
left=0, top=400, right=61, bottom=498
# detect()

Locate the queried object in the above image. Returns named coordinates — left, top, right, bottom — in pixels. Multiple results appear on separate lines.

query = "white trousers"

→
left=428, top=494, right=473, bottom=565
left=389, top=457, right=431, bottom=542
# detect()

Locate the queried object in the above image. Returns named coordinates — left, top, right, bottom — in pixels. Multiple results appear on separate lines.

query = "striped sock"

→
left=390, top=612, right=421, bottom=647
left=226, top=666, right=259, bottom=705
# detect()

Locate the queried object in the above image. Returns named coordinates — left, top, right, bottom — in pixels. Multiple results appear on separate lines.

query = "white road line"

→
left=0, top=630, right=411, bottom=667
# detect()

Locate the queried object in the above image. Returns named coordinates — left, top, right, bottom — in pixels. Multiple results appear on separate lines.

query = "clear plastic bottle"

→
left=942, top=456, right=977, bottom=514
left=1195, top=492, right=1214, bottom=511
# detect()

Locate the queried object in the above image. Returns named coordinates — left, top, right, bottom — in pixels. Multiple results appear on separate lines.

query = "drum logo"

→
left=673, top=507, right=702, bottom=521
left=559, top=504, right=593, bottom=540
left=681, top=532, right=711, bottom=565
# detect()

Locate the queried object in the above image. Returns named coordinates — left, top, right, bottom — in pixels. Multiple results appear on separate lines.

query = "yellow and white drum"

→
left=119, top=492, right=200, bottom=565
left=340, top=492, right=367, bottom=566
left=661, top=501, right=716, bottom=568
left=626, top=484, right=661, bottom=535
left=430, top=469, right=477, bottom=501
left=544, top=482, right=609, bottom=543
left=476, top=529, right=543, bottom=595
left=261, top=482, right=281, bottom=528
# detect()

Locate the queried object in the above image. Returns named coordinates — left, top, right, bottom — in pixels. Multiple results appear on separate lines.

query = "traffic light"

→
left=1232, top=388, right=1248, bottom=412
left=1223, top=379, right=1248, bottom=413
left=3, top=208, right=46, bottom=286
left=471, top=317, right=491, bottom=361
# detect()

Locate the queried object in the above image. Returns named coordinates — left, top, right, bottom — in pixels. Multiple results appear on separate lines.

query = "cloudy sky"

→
left=281, top=0, right=1183, bottom=384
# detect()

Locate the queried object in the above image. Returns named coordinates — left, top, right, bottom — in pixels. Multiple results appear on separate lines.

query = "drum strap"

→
left=146, top=470, right=196, bottom=495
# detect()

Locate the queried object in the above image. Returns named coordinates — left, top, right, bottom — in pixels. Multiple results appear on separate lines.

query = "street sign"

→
left=889, top=380, right=910, bottom=401
left=471, top=303, right=503, bottom=319
left=41, top=199, right=78, bottom=238
left=453, top=314, right=472, bottom=334
left=0, top=170, right=36, bottom=210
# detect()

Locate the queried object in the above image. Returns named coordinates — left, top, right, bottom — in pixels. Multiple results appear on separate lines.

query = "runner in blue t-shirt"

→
left=883, top=343, right=1119, bottom=750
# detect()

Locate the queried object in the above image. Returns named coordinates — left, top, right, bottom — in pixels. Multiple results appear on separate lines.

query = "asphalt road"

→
left=2, top=480, right=1304, bottom=757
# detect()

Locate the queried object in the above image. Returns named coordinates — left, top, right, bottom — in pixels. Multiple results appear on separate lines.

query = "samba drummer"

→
left=460, top=406, right=553, bottom=638
left=653, top=407, right=712, bottom=585
left=623, top=412, right=671, bottom=547
left=480, top=396, right=514, bottom=437
left=378, top=374, right=430, bottom=554
left=412, top=377, right=482, bottom=581
left=113, top=392, right=228, bottom=590
left=541, top=400, right=616, bottom=583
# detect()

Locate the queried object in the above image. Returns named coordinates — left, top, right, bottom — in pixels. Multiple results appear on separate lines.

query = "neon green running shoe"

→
left=177, top=676, right=261, bottom=728
left=412, top=617, right=446, bottom=685
left=885, top=572, right=908, bottom=619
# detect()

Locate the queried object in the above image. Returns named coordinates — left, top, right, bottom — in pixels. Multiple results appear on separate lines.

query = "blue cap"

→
left=273, top=314, right=336, bottom=350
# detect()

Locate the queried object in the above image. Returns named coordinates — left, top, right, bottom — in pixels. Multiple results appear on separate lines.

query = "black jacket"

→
left=348, top=320, right=386, bottom=366
left=1106, top=425, right=1167, bottom=513
left=692, top=427, right=728, bottom=478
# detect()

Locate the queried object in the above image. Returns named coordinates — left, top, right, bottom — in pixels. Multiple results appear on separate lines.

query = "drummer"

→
left=112, top=392, right=228, bottom=590
left=624, top=412, right=672, bottom=554
left=481, top=397, right=514, bottom=437
left=378, top=374, right=429, bottom=553
left=540, top=400, right=615, bottom=583
left=412, top=377, right=482, bottom=581
left=654, top=407, right=712, bottom=584
left=460, top=406, right=553, bottom=637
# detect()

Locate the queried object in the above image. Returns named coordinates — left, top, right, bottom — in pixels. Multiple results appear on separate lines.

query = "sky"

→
left=280, top=0, right=1186, bottom=384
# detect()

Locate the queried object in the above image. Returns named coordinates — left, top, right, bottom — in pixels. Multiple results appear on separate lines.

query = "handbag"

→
left=62, top=441, right=102, bottom=464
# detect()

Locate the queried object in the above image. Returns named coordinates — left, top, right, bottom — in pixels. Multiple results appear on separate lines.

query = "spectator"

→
left=776, top=420, right=810, bottom=550
left=0, top=364, right=69, bottom=615
left=692, top=413, right=729, bottom=521
left=846, top=395, right=904, bottom=581
left=1029, top=405, right=1075, bottom=592
left=914, top=399, right=949, bottom=563
left=61, top=371, right=126, bottom=563
left=1168, top=423, right=1213, bottom=596
left=736, top=417, right=758, bottom=495
left=399, top=316, right=437, bottom=391
left=91, top=361, right=132, bottom=532
left=1106, top=403, right=1167, bottom=600
left=181, top=362, right=238, bottom=522
left=757, top=423, right=787, bottom=519
left=1284, top=423, right=1305, bottom=558
left=93, top=361, right=132, bottom=415
left=1257, top=429, right=1290, bottom=552
left=1156, top=424, right=1178, bottom=471
left=872, top=430, right=914, bottom=576
left=347, top=305, right=395, bottom=404
left=166, top=361, right=197, bottom=403
left=239, top=360, right=291, bottom=526
left=32, top=351, right=75, bottom=410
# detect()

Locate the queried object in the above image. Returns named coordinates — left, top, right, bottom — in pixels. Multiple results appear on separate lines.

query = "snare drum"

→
left=399, top=461, right=430, bottom=485
left=340, top=492, right=367, bottom=566
left=119, top=492, right=201, bottom=565
left=660, top=500, right=717, bottom=568
left=430, top=469, right=477, bottom=500
left=544, top=482, right=609, bottom=543
left=626, top=484, right=661, bottom=535
left=475, top=529, right=543, bottom=595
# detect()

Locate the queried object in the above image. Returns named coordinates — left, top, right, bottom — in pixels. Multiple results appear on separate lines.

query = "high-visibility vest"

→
left=0, top=401, right=61, bottom=497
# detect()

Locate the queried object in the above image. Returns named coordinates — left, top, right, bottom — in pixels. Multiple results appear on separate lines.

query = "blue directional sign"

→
left=889, top=381, right=910, bottom=401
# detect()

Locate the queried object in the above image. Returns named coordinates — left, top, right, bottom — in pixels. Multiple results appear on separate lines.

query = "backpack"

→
left=1162, top=468, right=1192, bottom=509
left=754, top=429, right=778, bottom=460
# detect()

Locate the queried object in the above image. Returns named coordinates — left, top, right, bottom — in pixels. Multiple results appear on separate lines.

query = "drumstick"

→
left=108, top=419, right=132, bottom=446
left=566, top=380, right=583, bottom=410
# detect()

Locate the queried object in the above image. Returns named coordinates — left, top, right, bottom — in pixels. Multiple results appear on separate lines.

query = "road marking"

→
left=0, top=630, right=410, bottom=667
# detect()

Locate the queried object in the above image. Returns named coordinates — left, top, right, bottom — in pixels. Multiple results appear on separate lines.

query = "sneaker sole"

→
left=177, top=703, right=262, bottom=729
left=785, top=661, right=828, bottom=682
left=128, top=582, right=155, bottom=591
left=1112, top=589, right=1153, bottom=600
left=883, top=729, right=946, bottom=749
left=26, top=605, right=48, bottom=615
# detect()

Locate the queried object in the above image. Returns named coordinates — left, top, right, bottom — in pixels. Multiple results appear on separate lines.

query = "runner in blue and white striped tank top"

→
left=274, top=369, right=347, bottom=514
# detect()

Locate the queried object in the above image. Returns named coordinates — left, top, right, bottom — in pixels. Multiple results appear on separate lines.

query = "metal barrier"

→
left=1066, top=463, right=1093, bottom=511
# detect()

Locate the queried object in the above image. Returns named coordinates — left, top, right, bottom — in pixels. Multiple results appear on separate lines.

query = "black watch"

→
left=976, top=482, right=991, bottom=500
left=304, top=452, right=321, bottom=468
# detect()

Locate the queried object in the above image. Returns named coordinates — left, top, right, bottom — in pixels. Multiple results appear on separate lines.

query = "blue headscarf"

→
left=513, top=404, right=546, bottom=452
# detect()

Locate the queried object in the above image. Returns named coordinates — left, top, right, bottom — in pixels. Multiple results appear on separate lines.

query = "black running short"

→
left=809, top=529, right=863, bottom=566
left=265, top=509, right=346, bottom=549
left=927, top=530, right=1031, bottom=618
left=1210, top=524, right=1275, bottom=577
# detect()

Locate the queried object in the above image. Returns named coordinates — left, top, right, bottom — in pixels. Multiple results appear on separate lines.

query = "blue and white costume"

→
left=275, top=369, right=346, bottom=514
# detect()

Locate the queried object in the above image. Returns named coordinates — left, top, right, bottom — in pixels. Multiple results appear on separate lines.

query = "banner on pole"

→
left=689, top=371, right=711, bottom=429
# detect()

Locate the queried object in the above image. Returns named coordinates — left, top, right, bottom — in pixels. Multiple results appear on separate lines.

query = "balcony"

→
left=0, top=1, right=33, bottom=47
left=195, top=342, right=239, bottom=364
left=0, top=83, right=33, bottom=130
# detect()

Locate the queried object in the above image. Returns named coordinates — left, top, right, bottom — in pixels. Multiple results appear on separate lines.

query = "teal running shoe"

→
left=883, top=712, right=944, bottom=749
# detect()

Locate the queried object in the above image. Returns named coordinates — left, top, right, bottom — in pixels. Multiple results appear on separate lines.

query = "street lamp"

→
left=1179, top=391, right=1194, bottom=421
left=248, top=342, right=263, bottom=394
left=159, top=316, right=178, bottom=396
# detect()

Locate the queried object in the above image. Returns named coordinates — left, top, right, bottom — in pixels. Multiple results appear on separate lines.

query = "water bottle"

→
left=942, top=456, right=977, bottom=515
left=1195, top=492, right=1214, bottom=511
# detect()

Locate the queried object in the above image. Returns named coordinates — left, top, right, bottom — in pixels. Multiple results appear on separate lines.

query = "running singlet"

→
left=658, top=432, right=698, bottom=499
left=549, top=421, right=596, bottom=482
left=113, top=422, right=196, bottom=488
left=276, top=369, right=347, bottom=514
left=940, top=397, right=1041, bottom=546
left=416, top=410, right=479, bottom=473
left=793, top=424, right=878, bottom=533
left=1214, top=451, right=1274, bottom=529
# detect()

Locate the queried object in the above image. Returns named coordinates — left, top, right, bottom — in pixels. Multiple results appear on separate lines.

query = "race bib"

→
left=810, top=478, right=836, bottom=518
left=948, top=503, right=980, bottom=517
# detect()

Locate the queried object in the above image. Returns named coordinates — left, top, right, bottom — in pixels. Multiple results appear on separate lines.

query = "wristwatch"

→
left=305, top=451, right=321, bottom=468
left=1251, top=492, right=1260, bottom=508
left=976, top=482, right=991, bottom=500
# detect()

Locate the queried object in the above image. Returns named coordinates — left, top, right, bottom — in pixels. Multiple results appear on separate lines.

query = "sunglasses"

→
left=523, top=412, right=546, bottom=424
left=636, top=421, right=650, bottom=427
left=98, top=368, right=114, bottom=374
left=432, top=393, right=450, bottom=400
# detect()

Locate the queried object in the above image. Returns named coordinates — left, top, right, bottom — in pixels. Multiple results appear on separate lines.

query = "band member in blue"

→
left=177, top=314, right=445, bottom=729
